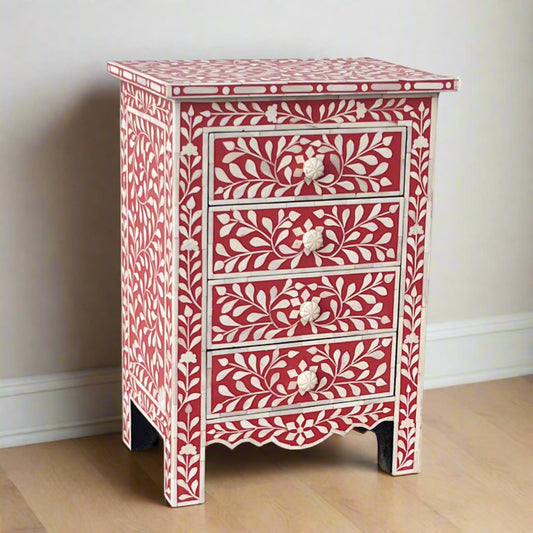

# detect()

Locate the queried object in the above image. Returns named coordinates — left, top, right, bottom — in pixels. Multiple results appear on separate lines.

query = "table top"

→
left=107, top=57, right=459, bottom=99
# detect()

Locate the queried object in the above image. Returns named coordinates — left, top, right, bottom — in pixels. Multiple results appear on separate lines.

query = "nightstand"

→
left=107, top=58, right=458, bottom=506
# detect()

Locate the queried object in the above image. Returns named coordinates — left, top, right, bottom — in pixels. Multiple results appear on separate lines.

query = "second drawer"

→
left=209, top=198, right=403, bottom=277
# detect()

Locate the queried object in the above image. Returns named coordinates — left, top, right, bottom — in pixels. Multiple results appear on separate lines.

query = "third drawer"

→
left=208, top=268, right=399, bottom=348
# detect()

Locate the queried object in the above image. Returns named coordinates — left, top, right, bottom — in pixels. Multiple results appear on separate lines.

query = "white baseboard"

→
left=423, top=312, right=533, bottom=388
left=0, top=313, right=531, bottom=448
left=0, top=368, right=121, bottom=448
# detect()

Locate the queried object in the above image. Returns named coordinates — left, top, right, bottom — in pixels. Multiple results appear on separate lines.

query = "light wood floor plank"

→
left=404, top=379, right=533, bottom=531
left=0, top=466, right=45, bottom=533
left=0, top=377, right=531, bottom=532
left=431, top=375, right=533, bottom=448
left=205, top=442, right=363, bottom=533
left=263, top=432, right=460, bottom=532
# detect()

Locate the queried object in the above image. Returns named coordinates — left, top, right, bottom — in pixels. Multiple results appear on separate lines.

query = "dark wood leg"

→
left=130, top=401, right=159, bottom=451
left=372, top=421, right=394, bottom=473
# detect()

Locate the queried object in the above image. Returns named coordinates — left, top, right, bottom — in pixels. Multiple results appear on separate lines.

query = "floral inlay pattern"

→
left=209, top=271, right=397, bottom=347
left=175, top=105, right=205, bottom=505
left=211, top=130, right=404, bottom=201
left=209, top=336, right=394, bottom=415
left=120, top=83, right=174, bottom=501
left=394, top=99, right=433, bottom=472
left=211, top=200, right=401, bottom=275
left=118, top=88, right=441, bottom=505
left=206, top=402, right=395, bottom=448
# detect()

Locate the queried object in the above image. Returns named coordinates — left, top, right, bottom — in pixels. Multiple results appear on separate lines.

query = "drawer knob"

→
left=297, top=369, right=318, bottom=394
left=302, top=228, right=324, bottom=254
left=299, top=299, right=321, bottom=325
left=302, top=156, right=325, bottom=183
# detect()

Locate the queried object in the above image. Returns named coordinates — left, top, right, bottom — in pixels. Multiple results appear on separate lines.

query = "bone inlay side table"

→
left=107, top=58, right=458, bottom=506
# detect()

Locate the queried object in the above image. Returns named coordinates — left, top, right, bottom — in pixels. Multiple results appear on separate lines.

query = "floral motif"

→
left=265, top=104, right=277, bottom=123
left=408, top=223, right=424, bottom=236
left=286, top=415, right=315, bottom=446
left=400, top=417, right=415, bottom=430
left=158, top=387, right=167, bottom=409
left=181, top=238, right=199, bottom=251
left=179, top=443, right=197, bottom=455
left=181, top=142, right=198, bottom=156
left=179, top=351, right=197, bottom=364
left=356, top=102, right=367, bottom=119
left=174, top=103, right=205, bottom=506
left=413, top=135, right=429, bottom=149
left=404, top=332, right=419, bottom=344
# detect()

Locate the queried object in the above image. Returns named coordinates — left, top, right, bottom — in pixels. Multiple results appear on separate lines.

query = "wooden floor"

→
left=0, top=376, right=531, bottom=533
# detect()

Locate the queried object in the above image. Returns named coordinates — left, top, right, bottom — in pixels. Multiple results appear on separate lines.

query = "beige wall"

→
left=1, top=1, right=532, bottom=379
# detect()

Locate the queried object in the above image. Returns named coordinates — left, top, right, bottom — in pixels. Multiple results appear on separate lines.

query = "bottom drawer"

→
left=208, top=334, right=395, bottom=418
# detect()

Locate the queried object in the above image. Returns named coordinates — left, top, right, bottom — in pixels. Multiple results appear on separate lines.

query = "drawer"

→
left=208, top=334, right=395, bottom=417
left=209, top=127, right=406, bottom=204
left=209, top=198, right=402, bottom=277
left=208, top=268, right=398, bottom=348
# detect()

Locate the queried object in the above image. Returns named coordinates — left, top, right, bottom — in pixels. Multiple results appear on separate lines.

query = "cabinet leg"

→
left=130, top=400, right=159, bottom=451
left=372, top=421, right=394, bottom=474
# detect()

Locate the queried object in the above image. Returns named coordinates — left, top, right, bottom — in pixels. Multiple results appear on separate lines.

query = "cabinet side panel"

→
left=393, top=96, right=435, bottom=474
left=120, top=83, right=131, bottom=448
left=120, top=82, right=173, bottom=468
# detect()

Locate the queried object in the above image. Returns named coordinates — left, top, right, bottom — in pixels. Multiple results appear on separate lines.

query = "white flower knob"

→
left=302, top=228, right=323, bottom=254
left=299, top=299, right=320, bottom=325
left=297, top=369, right=318, bottom=394
left=302, top=156, right=325, bottom=183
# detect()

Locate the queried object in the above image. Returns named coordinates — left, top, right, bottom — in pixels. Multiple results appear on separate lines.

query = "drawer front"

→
left=208, top=269, right=398, bottom=348
left=208, top=334, right=395, bottom=417
left=210, top=127, right=406, bottom=203
left=209, top=198, right=402, bottom=277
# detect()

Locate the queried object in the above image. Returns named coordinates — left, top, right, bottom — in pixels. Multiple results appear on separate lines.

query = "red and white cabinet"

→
left=107, top=58, right=458, bottom=506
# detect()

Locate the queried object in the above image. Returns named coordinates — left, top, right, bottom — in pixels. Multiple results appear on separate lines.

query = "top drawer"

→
left=209, top=126, right=406, bottom=204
